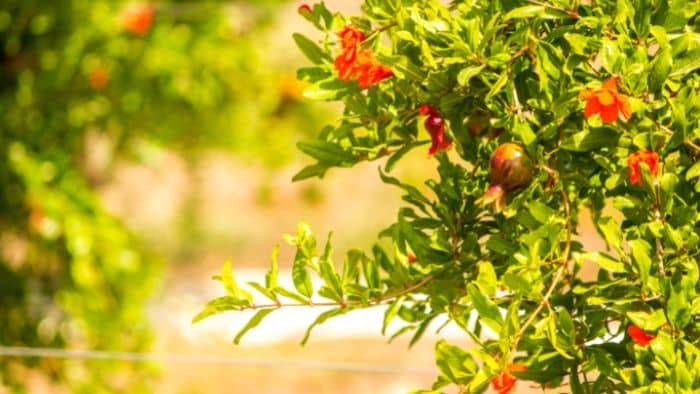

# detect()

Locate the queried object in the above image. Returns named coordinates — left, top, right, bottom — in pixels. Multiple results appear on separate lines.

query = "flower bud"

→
left=424, top=115, right=444, bottom=135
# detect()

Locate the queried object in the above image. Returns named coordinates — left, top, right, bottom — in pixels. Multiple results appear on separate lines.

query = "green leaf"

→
left=301, top=308, right=349, bottom=345
left=221, top=260, right=238, bottom=296
left=382, top=297, right=403, bottom=335
left=265, top=245, right=280, bottom=289
left=318, top=234, right=343, bottom=300
left=626, top=309, right=666, bottom=331
left=410, top=314, right=436, bottom=348
left=274, top=286, right=311, bottom=304
left=457, top=65, right=485, bottom=87
left=596, top=216, right=623, bottom=253
left=536, top=40, right=563, bottom=81
left=561, top=128, right=620, bottom=152
left=435, top=340, right=475, bottom=384
left=670, top=55, right=700, bottom=78
left=486, top=235, right=518, bottom=255
left=361, top=252, right=380, bottom=290
left=292, top=163, right=329, bottom=181
left=233, top=309, right=275, bottom=345
left=192, top=296, right=249, bottom=323
left=297, top=140, right=357, bottom=165
left=375, top=54, right=427, bottom=81
left=485, top=71, right=508, bottom=101
left=649, top=48, right=672, bottom=93
left=292, top=33, right=331, bottom=65
left=577, top=252, right=627, bottom=274
left=503, top=5, right=547, bottom=20
left=247, top=282, right=277, bottom=303
left=685, top=161, right=700, bottom=180
left=467, top=284, right=502, bottom=333
left=384, top=141, right=427, bottom=172
left=476, top=262, right=497, bottom=297
left=292, top=253, right=314, bottom=298
left=629, top=239, right=653, bottom=286
left=528, top=201, right=556, bottom=224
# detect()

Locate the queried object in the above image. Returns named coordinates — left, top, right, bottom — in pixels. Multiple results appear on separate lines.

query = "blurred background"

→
left=0, top=1, right=466, bottom=393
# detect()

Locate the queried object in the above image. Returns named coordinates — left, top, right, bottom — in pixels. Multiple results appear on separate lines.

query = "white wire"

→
left=0, top=346, right=436, bottom=376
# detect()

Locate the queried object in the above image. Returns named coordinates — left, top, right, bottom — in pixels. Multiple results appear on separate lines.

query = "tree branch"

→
left=237, top=276, right=433, bottom=311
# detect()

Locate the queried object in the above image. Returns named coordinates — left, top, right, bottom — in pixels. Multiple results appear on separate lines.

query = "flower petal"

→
left=602, top=77, right=618, bottom=90
left=584, top=97, right=601, bottom=119
left=600, top=104, right=619, bottom=123
left=618, top=95, right=632, bottom=120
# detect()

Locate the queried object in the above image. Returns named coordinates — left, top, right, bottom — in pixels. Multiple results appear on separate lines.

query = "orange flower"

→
left=333, top=26, right=392, bottom=88
left=491, top=363, right=527, bottom=394
left=120, top=3, right=154, bottom=36
left=579, top=77, right=631, bottom=123
left=338, top=26, right=365, bottom=51
left=627, top=150, right=659, bottom=185
left=88, top=67, right=109, bottom=90
left=628, top=324, right=656, bottom=346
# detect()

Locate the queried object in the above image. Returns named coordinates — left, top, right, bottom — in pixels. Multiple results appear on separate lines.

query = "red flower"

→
left=579, top=77, right=631, bottom=123
left=419, top=104, right=437, bottom=116
left=491, top=363, right=527, bottom=394
left=627, top=150, right=659, bottom=185
left=298, top=4, right=312, bottom=14
left=355, top=59, right=393, bottom=88
left=120, top=3, right=154, bottom=36
left=407, top=253, right=417, bottom=263
left=333, top=26, right=392, bottom=88
left=88, top=67, right=109, bottom=90
left=338, top=26, right=365, bottom=50
left=420, top=106, right=450, bottom=155
left=628, top=324, right=656, bottom=346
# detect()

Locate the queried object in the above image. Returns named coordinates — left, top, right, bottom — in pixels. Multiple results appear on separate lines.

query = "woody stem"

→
left=654, top=180, right=665, bottom=276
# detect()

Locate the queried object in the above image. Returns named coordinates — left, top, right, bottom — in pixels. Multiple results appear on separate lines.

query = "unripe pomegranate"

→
left=477, top=142, right=533, bottom=212
left=464, top=111, right=490, bottom=137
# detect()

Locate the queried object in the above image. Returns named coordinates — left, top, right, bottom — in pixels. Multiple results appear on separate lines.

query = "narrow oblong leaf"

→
left=301, top=308, right=349, bottom=345
left=292, top=251, right=314, bottom=298
left=233, top=309, right=275, bottom=345
left=292, top=33, right=331, bottom=65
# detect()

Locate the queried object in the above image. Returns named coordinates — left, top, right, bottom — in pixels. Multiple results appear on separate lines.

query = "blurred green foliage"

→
left=0, top=0, right=326, bottom=392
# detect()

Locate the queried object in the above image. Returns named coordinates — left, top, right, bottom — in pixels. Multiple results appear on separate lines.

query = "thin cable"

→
left=0, top=346, right=435, bottom=376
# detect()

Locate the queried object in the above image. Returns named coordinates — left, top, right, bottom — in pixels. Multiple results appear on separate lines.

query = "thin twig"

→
left=656, top=121, right=700, bottom=154
left=512, top=83, right=523, bottom=118
left=238, top=276, right=433, bottom=311
left=525, top=0, right=580, bottom=19
left=511, top=188, right=572, bottom=349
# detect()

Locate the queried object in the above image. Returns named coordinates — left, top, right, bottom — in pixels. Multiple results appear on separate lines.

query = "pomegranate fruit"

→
left=477, top=142, right=533, bottom=212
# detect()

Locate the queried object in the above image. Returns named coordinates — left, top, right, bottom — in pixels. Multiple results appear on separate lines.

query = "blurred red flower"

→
left=579, top=77, right=631, bottom=123
left=628, top=324, right=656, bottom=346
left=88, top=67, right=109, bottom=90
left=491, top=363, right=527, bottom=394
left=627, top=150, right=659, bottom=185
left=120, top=3, right=154, bottom=36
